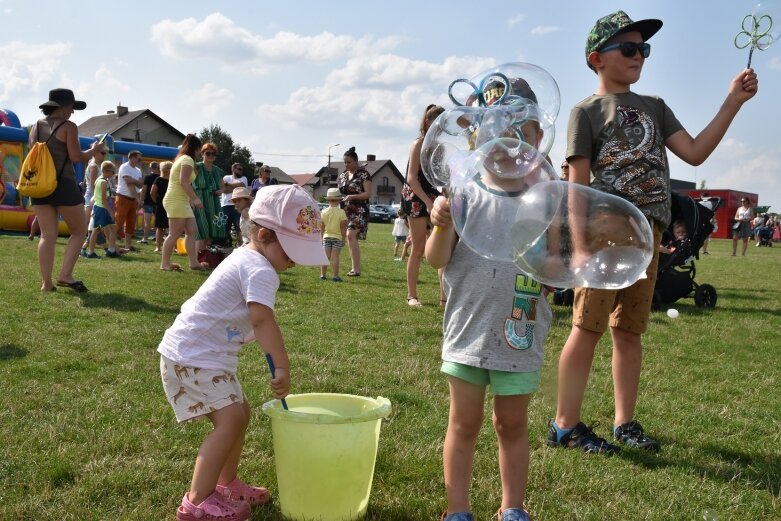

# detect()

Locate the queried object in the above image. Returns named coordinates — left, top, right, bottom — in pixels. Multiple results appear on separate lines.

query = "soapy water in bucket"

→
left=449, top=150, right=654, bottom=290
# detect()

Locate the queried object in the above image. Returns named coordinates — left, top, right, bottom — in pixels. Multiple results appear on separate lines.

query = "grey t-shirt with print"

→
left=567, top=92, right=684, bottom=227
left=441, top=240, right=551, bottom=373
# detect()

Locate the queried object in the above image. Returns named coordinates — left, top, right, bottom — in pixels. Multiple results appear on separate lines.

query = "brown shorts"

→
left=572, top=223, right=662, bottom=335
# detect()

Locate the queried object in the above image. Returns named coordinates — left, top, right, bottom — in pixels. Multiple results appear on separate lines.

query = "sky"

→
left=2, top=0, right=780, bottom=210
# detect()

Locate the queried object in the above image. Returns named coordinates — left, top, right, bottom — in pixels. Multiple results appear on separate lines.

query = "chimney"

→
left=116, top=105, right=128, bottom=117
left=367, top=154, right=376, bottom=161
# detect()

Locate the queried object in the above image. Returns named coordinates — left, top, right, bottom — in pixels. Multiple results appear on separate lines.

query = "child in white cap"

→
left=158, top=184, right=328, bottom=521
left=229, top=186, right=253, bottom=246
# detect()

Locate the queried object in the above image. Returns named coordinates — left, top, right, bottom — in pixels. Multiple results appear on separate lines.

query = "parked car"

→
left=374, top=204, right=398, bottom=219
left=369, top=205, right=393, bottom=223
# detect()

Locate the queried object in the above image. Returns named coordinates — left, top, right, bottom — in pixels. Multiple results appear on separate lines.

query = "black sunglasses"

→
left=599, top=42, right=651, bottom=59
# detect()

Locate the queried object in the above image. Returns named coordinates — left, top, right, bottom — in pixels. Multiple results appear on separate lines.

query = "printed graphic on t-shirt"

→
left=504, top=274, right=543, bottom=350
left=594, top=105, right=667, bottom=209
left=226, top=325, right=245, bottom=343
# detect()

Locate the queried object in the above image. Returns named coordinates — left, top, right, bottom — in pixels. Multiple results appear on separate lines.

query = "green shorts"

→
left=441, top=361, right=540, bottom=396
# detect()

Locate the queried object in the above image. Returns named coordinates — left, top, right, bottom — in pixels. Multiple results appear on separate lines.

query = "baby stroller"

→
left=652, top=193, right=717, bottom=309
left=755, top=226, right=773, bottom=247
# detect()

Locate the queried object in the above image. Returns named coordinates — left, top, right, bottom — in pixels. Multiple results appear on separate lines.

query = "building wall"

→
left=311, top=164, right=404, bottom=204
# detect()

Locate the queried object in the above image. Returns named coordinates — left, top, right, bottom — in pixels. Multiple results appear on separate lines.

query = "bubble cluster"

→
left=421, top=62, right=655, bottom=289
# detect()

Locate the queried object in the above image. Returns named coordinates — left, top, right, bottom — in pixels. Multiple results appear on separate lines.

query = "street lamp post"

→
left=327, top=143, right=340, bottom=181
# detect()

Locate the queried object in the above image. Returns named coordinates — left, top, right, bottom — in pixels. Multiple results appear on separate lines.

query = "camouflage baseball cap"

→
left=585, top=10, right=662, bottom=70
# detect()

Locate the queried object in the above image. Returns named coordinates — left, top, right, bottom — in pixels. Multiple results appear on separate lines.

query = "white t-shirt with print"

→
left=221, top=175, right=248, bottom=207
left=157, top=247, right=279, bottom=372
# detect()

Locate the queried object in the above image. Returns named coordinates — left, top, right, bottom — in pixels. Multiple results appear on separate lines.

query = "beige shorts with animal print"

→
left=160, top=354, right=245, bottom=423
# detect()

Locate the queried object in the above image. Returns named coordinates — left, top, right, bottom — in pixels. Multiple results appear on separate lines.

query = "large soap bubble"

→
left=449, top=146, right=654, bottom=289
left=421, top=63, right=560, bottom=188
left=449, top=145, right=558, bottom=262
left=511, top=182, right=655, bottom=289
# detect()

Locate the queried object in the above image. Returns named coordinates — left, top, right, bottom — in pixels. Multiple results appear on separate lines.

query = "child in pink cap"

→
left=158, top=185, right=328, bottom=521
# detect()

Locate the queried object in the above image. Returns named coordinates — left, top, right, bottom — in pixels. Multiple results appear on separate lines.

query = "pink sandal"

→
left=216, top=478, right=271, bottom=506
left=176, top=492, right=249, bottom=521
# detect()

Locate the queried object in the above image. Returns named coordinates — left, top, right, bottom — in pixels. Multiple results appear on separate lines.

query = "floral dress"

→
left=401, top=163, right=440, bottom=219
left=193, top=162, right=225, bottom=242
left=338, top=167, right=371, bottom=240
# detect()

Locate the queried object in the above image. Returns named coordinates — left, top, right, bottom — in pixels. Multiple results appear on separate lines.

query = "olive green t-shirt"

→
left=566, top=92, right=684, bottom=227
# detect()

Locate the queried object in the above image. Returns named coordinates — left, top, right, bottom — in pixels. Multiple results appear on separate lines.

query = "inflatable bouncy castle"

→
left=0, top=108, right=177, bottom=235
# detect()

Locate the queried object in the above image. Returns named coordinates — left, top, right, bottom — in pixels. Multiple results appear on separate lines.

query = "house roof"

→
left=263, top=166, right=297, bottom=185
left=78, top=109, right=185, bottom=141
left=289, top=173, right=319, bottom=186
left=320, top=159, right=404, bottom=182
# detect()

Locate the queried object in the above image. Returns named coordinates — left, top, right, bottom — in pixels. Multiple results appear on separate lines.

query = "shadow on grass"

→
left=75, top=292, right=179, bottom=313
left=0, top=344, right=28, bottom=361
left=247, top=504, right=422, bottom=521
left=617, top=440, right=781, bottom=497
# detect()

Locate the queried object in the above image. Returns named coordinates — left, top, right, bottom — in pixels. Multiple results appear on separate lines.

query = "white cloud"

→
left=690, top=139, right=781, bottom=209
left=769, top=57, right=781, bottom=70
left=4, top=7, right=13, bottom=15
left=149, top=12, right=399, bottom=73
left=183, top=83, right=234, bottom=119
left=508, top=14, right=527, bottom=27
left=0, top=41, right=72, bottom=103
left=256, top=54, right=496, bottom=135
left=530, top=25, right=559, bottom=36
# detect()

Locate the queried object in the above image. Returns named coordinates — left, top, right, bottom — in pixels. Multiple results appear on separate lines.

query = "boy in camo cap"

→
left=548, top=10, right=758, bottom=455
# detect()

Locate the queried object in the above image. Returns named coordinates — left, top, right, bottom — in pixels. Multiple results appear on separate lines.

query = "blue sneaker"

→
left=546, top=419, right=619, bottom=454
left=441, top=513, right=474, bottom=521
left=613, top=420, right=660, bottom=452
left=498, top=508, right=530, bottom=521
left=86, top=252, right=101, bottom=259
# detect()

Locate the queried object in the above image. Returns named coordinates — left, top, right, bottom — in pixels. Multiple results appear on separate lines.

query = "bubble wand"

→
left=265, top=353, right=288, bottom=410
left=735, top=11, right=776, bottom=68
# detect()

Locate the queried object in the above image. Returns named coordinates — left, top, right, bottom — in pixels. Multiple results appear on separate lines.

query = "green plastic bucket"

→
left=262, top=393, right=392, bottom=521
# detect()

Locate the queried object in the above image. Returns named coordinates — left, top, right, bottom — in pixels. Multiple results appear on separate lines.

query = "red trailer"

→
left=677, top=189, right=759, bottom=239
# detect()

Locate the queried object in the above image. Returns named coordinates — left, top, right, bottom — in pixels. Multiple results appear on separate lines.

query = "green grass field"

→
left=1, top=229, right=779, bottom=520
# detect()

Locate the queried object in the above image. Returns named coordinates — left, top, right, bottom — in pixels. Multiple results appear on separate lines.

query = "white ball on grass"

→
left=666, top=308, right=679, bottom=319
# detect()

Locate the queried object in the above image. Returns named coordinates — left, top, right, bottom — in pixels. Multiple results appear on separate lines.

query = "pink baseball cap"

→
left=249, top=185, right=328, bottom=266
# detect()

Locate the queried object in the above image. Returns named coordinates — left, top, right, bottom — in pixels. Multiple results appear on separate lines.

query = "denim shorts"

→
left=143, top=203, right=155, bottom=214
left=394, top=235, right=407, bottom=244
left=441, top=361, right=540, bottom=395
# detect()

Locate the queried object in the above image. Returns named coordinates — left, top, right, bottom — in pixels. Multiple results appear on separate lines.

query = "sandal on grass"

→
left=346, top=270, right=361, bottom=277
left=216, top=477, right=270, bottom=505
left=56, top=280, right=88, bottom=292
left=190, top=261, right=212, bottom=271
left=407, top=297, right=422, bottom=307
left=161, top=263, right=182, bottom=272
left=497, top=507, right=532, bottom=521
left=176, top=492, right=249, bottom=521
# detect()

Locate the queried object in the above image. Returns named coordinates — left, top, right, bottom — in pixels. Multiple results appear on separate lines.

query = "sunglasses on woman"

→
left=599, top=42, right=651, bottom=59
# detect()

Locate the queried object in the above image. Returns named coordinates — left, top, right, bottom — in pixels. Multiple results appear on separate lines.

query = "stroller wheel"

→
left=694, top=284, right=717, bottom=308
